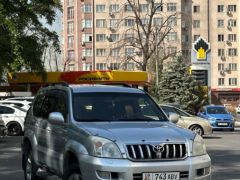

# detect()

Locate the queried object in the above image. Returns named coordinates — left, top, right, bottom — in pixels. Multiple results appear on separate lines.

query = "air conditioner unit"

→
left=220, top=70, right=225, bottom=76
left=225, top=67, right=231, bottom=72
left=81, top=56, right=86, bottom=60
left=81, top=42, right=85, bottom=46
left=226, top=40, right=232, bottom=45
left=227, top=26, right=232, bottom=30
left=221, top=56, right=226, bottom=60
left=81, top=27, right=85, bottom=31
left=227, top=11, right=232, bottom=15
left=109, top=12, right=114, bottom=17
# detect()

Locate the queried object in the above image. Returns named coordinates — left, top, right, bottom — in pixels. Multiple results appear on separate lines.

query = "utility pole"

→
left=155, top=28, right=159, bottom=87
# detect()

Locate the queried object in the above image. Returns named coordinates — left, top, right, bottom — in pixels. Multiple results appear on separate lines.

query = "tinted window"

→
left=41, top=95, right=58, bottom=118
left=33, top=94, right=45, bottom=117
left=0, top=106, right=15, bottom=114
left=54, top=91, right=68, bottom=119
left=207, top=107, right=228, bottom=114
left=73, top=92, right=166, bottom=121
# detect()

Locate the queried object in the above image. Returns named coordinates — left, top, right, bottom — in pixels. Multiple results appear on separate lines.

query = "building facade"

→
left=62, top=0, right=192, bottom=72
left=192, top=0, right=240, bottom=105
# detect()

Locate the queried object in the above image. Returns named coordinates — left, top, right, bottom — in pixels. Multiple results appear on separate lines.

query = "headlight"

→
left=192, top=134, right=207, bottom=156
left=207, top=117, right=215, bottom=121
left=91, top=136, right=122, bottom=158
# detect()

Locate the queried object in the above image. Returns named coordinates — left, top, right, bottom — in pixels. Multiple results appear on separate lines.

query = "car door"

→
left=0, top=105, right=15, bottom=126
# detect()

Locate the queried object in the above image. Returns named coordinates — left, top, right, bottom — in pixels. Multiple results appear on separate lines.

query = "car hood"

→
left=181, top=116, right=210, bottom=123
left=79, top=121, right=194, bottom=144
left=207, top=114, right=233, bottom=120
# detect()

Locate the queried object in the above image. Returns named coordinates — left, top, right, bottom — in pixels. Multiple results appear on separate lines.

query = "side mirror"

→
left=48, top=112, right=64, bottom=125
left=169, top=112, right=179, bottom=124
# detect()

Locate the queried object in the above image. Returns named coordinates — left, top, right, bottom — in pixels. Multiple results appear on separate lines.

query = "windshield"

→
left=73, top=92, right=167, bottom=122
left=207, top=107, right=228, bottom=114
left=160, top=106, right=192, bottom=117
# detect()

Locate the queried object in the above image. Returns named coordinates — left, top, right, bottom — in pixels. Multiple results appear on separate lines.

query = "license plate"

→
left=142, top=172, right=180, bottom=180
left=217, top=122, right=228, bottom=126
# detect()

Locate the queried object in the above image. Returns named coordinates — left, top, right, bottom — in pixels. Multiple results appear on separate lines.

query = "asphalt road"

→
left=0, top=129, right=239, bottom=180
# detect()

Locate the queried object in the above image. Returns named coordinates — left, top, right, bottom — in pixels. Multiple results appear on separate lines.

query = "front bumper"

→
left=0, top=125, right=7, bottom=136
left=78, top=154, right=211, bottom=180
left=210, top=121, right=234, bottom=130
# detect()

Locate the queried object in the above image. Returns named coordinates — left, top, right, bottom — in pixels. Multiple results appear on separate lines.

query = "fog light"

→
left=96, top=171, right=111, bottom=179
left=196, top=168, right=204, bottom=177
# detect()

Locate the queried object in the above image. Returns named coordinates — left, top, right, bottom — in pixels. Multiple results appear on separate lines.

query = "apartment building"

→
left=62, top=0, right=192, bottom=72
left=191, top=0, right=240, bottom=105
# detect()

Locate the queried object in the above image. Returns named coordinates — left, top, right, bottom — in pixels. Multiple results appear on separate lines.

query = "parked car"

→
left=22, top=84, right=211, bottom=180
left=0, top=104, right=27, bottom=136
left=159, top=105, right=212, bottom=136
left=198, top=105, right=235, bottom=131
left=235, top=104, right=240, bottom=114
left=0, top=100, right=31, bottom=111
left=6, top=96, right=34, bottom=103
left=0, top=119, right=7, bottom=137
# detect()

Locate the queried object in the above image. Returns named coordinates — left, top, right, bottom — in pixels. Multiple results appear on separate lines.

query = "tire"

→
left=7, top=122, right=22, bottom=136
left=189, top=125, right=204, bottom=136
left=230, top=128, right=235, bottom=132
left=63, top=164, right=82, bottom=180
left=23, top=149, right=41, bottom=180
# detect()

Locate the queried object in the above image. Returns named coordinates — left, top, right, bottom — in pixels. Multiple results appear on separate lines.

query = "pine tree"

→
left=157, top=57, right=200, bottom=114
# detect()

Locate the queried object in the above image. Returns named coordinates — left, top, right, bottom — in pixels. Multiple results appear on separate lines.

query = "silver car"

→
left=160, top=105, right=212, bottom=136
left=22, top=85, right=211, bottom=180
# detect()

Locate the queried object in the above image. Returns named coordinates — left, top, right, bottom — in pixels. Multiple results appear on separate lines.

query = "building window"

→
left=218, top=78, right=224, bottom=86
left=153, top=18, right=163, bottom=26
left=96, top=63, right=106, bottom=70
left=167, top=47, right=177, bottom=54
left=109, top=19, right=119, bottom=28
left=125, top=19, right=135, bottom=27
left=228, top=5, right=237, bottom=12
left=168, top=17, right=177, bottom=27
left=67, top=7, right=74, bottom=20
left=67, top=0, right=74, bottom=6
left=96, top=49, right=106, bottom=56
left=218, top=34, right=224, bottom=42
left=67, top=21, right=74, bottom=34
left=68, top=50, right=74, bottom=60
left=96, top=19, right=106, bottom=28
left=126, top=63, right=134, bottom=71
left=217, top=5, right=224, bottom=12
left=217, top=20, right=224, bottom=28
left=109, top=4, right=120, bottom=13
left=193, top=5, right=200, bottom=13
left=82, top=34, right=92, bottom=42
left=228, top=19, right=237, bottom=27
left=68, top=64, right=75, bottom=71
left=228, top=34, right=237, bottom=42
left=109, top=63, right=120, bottom=70
left=228, top=48, right=238, bottom=56
left=193, top=35, right=200, bottom=41
left=124, top=4, right=133, bottom=12
left=218, top=64, right=224, bottom=71
left=218, top=49, right=225, bottom=56
left=109, top=34, right=119, bottom=42
left=167, top=32, right=177, bottom=41
left=82, top=19, right=92, bottom=28
left=155, top=3, right=163, bottom=12
left=125, top=48, right=134, bottom=56
left=124, top=33, right=134, bottom=43
left=139, top=4, right=148, bottom=12
left=82, top=5, right=92, bottom=13
left=141, top=18, right=149, bottom=25
left=83, top=48, right=92, bottom=57
left=96, top=4, right=105, bottom=13
left=82, top=63, right=92, bottom=71
left=67, top=36, right=74, bottom=48
left=229, top=63, right=237, bottom=71
left=229, top=78, right=237, bottom=86
left=193, top=20, right=200, bottom=28
left=167, top=3, right=177, bottom=12
left=96, top=34, right=106, bottom=42
left=110, top=48, right=120, bottom=57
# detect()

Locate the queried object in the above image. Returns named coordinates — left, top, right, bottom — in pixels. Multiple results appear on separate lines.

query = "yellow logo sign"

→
left=193, top=37, right=210, bottom=60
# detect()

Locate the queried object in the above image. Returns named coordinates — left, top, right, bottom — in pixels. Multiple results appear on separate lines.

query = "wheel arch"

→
left=189, top=124, right=204, bottom=135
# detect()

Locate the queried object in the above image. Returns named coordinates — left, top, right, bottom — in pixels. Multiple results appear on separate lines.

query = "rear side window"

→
left=33, top=94, right=45, bottom=117
left=2, top=102, right=23, bottom=107
left=0, top=106, right=15, bottom=114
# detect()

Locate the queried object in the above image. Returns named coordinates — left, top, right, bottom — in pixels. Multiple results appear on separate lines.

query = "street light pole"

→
left=155, top=28, right=159, bottom=87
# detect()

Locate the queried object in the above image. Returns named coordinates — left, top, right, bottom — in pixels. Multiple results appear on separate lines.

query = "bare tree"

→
left=108, top=0, right=182, bottom=72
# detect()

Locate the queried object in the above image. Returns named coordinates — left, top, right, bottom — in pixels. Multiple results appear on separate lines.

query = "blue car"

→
left=198, top=105, right=235, bottom=131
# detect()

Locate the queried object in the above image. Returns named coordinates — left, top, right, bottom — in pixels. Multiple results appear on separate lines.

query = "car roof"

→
left=41, top=84, right=146, bottom=94
left=204, top=105, right=225, bottom=108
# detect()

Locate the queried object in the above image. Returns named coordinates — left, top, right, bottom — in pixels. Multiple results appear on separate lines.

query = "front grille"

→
left=133, top=171, right=189, bottom=180
left=126, top=144, right=186, bottom=160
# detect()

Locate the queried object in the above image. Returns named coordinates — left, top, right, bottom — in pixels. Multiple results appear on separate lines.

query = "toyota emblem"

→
left=152, top=144, right=165, bottom=153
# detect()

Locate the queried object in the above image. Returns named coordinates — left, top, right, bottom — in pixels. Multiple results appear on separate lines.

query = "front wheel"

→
left=189, top=125, right=204, bottom=136
left=63, top=164, right=82, bottom=180
left=23, top=150, right=41, bottom=180
left=7, top=122, right=22, bottom=136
